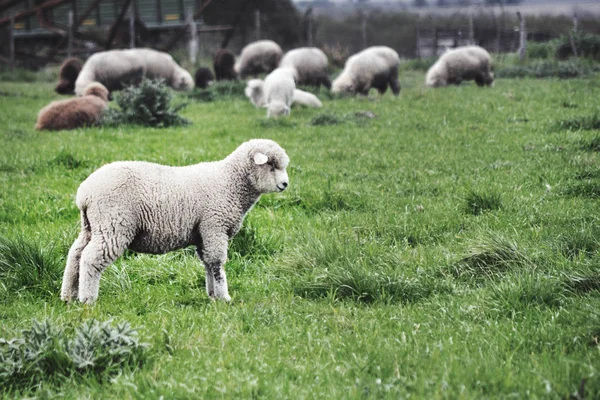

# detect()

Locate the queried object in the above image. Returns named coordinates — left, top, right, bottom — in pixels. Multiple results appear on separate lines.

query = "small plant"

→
left=321, top=43, right=350, bottom=68
left=187, top=80, right=248, bottom=103
left=0, top=319, right=148, bottom=392
left=580, top=136, right=600, bottom=152
left=48, top=150, right=88, bottom=170
left=464, top=190, right=502, bottom=216
left=103, top=79, right=190, bottom=128
left=487, top=273, right=564, bottom=316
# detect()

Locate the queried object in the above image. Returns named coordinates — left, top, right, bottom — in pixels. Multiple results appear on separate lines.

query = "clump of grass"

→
left=451, top=235, right=531, bottom=282
left=562, top=169, right=600, bottom=198
left=496, top=59, right=600, bottom=79
left=310, top=112, right=344, bottom=126
left=580, top=136, right=600, bottom=152
left=487, top=273, right=564, bottom=316
left=558, top=230, right=599, bottom=259
left=464, top=190, right=502, bottom=216
left=0, top=319, right=148, bottom=392
left=48, top=150, right=88, bottom=170
left=557, top=113, right=600, bottom=131
left=102, top=79, right=190, bottom=127
left=563, top=267, right=600, bottom=295
left=0, top=234, right=62, bottom=298
left=229, top=222, right=283, bottom=259
left=187, top=80, right=247, bottom=102
left=257, top=118, right=297, bottom=129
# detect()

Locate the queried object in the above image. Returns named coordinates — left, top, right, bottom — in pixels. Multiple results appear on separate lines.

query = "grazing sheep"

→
left=234, top=40, right=283, bottom=78
left=60, top=139, right=290, bottom=304
left=425, top=45, right=494, bottom=88
left=75, top=48, right=194, bottom=96
left=280, top=47, right=330, bottom=88
left=55, top=57, right=83, bottom=94
left=213, top=49, right=237, bottom=80
left=332, top=46, right=400, bottom=96
left=195, top=67, right=214, bottom=89
left=292, top=89, right=322, bottom=108
left=244, top=68, right=297, bottom=117
left=36, top=83, right=110, bottom=131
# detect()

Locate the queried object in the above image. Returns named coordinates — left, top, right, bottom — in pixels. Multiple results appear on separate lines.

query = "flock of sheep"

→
left=27, top=39, right=496, bottom=304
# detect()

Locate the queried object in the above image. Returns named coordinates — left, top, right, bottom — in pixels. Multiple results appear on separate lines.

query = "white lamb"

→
left=245, top=78, right=322, bottom=110
left=234, top=40, right=283, bottom=78
left=60, top=139, right=290, bottom=304
left=279, top=47, right=330, bottom=88
left=425, top=45, right=494, bottom=88
left=332, top=46, right=401, bottom=96
left=75, top=48, right=194, bottom=96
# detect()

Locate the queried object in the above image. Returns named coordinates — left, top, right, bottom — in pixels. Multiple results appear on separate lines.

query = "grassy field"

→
left=1, top=71, right=599, bottom=398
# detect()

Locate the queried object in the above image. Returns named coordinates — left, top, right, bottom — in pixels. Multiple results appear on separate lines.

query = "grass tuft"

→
left=229, top=222, right=283, bottom=259
left=0, top=319, right=148, bottom=392
left=557, top=113, right=600, bottom=131
left=0, top=234, right=63, bottom=298
left=310, top=112, right=344, bottom=126
left=580, top=136, right=600, bottom=152
left=187, top=80, right=247, bottom=102
left=48, top=151, right=88, bottom=170
left=464, top=190, right=502, bottom=216
left=487, top=274, right=564, bottom=315
left=452, top=235, right=531, bottom=282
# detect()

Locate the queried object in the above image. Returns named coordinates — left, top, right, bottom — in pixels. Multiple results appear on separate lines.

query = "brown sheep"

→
left=213, top=49, right=237, bottom=81
left=55, top=58, right=83, bottom=95
left=36, top=83, right=110, bottom=131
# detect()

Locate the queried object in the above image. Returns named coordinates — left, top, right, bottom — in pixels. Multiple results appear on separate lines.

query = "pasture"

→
left=0, top=71, right=599, bottom=398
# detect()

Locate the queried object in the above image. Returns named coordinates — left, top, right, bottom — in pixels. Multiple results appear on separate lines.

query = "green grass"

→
left=1, top=69, right=600, bottom=398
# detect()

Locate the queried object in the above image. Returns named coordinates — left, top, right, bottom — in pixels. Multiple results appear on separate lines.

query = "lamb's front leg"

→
left=201, top=232, right=231, bottom=301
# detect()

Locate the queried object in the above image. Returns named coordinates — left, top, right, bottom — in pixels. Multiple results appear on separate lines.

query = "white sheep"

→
left=279, top=47, right=330, bottom=88
left=234, top=40, right=283, bottom=78
left=245, top=78, right=322, bottom=110
left=332, top=46, right=401, bottom=96
left=60, top=139, right=290, bottom=304
left=75, top=48, right=194, bottom=96
left=425, top=45, right=494, bottom=88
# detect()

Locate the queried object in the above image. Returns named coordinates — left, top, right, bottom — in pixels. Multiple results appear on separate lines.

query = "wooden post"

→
left=67, top=10, right=73, bottom=58
left=361, top=11, right=367, bottom=49
left=415, top=16, right=420, bottom=59
left=254, top=9, right=260, bottom=41
left=9, top=13, right=14, bottom=70
left=573, top=11, right=578, bottom=32
left=468, top=11, right=474, bottom=45
left=569, top=33, right=578, bottom=58
left=187, top=8, right=197, bottom=64
left=517, top=11, right=526, bottom=62
left=129, top=4, right=135, bottom=48
left=306, top=8, right=313, bottom=47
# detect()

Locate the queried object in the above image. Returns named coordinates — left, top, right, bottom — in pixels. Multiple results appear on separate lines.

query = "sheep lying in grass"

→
left=36, top=83, right=110, bottom=131
left=60, top=139, right=290, bottom=304
left=279, top=47, right=331, bottom=88
left=235, top=40, right=283, bottom=78
left=245, top=70, right=323, bottom=115
left=426, top=45, right=494, bottom=88
left=213, top=49, right=237, bottom=80
left=55, top=57, right=83, bottom=94
left=332, top=46, right=400, bottom=96
left=75, top=48, right=194, bottom=96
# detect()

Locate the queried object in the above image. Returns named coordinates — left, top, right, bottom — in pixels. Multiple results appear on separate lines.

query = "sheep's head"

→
left=245, top=79, right=265, bottom=107
left=83, top=82, right=110, bottom=102
left=237, top=139, right=290, bottom=194
left=173, top=68, right=194, bottom=91
left=331, top=74, right=354, bottom=95
left=267, top=101, right=290, bottom=118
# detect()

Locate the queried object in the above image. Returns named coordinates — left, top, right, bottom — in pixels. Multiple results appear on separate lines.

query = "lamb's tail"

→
left=292, top=89, right=322, bottom=108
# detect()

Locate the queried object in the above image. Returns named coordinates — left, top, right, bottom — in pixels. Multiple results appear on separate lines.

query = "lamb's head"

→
left=233, top=139, right=290, bottom=194
left=425, top=62, right=447, bottom=88
left=245, top=79, right=265, bottom=107
left=267, top=101, right=290, bottom=118
left=172, top=67, right=194, bottom=91
left=331, top=73, right=354, bottom=95
left=83, top=82, right=110, bottom=102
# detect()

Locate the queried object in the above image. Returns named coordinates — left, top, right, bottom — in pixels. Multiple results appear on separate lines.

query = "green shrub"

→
left=0, top=319, right=148, bottom=392
left=186, top=80, right=247, bottom=103
left=103, top=79, right=190, bottom=128
left=496, top=59, right=600, bottom=79
left=556, top=31, right=600, bottom=61
left=527, top=41, right=557, bottom=60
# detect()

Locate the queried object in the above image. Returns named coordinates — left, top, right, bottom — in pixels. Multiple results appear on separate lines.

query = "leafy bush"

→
left=0, top=319, right=148, bottom=392
left=103, top=79, right=190, bottom=127
left=527, top=41, right=557, bottom=60
left=556, top=31, right=600, bottom=61
left=186, top=80, right=248, bottom=103
left=496, top=59, right=600, bottom=79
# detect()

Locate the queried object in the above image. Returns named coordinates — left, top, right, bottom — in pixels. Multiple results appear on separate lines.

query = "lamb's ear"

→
left=254, top=153, right=268, bottom=165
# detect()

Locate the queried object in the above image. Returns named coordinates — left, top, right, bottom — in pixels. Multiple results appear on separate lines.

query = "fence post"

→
left=517, top=12, right=526, bottom=62
left=67, top=11, right=73, bottom=58
left=187, top=8, right=197, bottom=64
left=9, top=13, right=15, bottom=71
left=569, top=33, right=578, bottom=58
left=129, top=4, right=135, bottom=48
left=306, top=8, right=313, bottom=47
left=254, top=9, right=260, bottom=41
left=361, top=11, right=367, bottom=49
left=468, top=11, right=474, bottom=45
left=415, top=16, right=421, bottom=59
left=573, top=10, right=578, bottom=31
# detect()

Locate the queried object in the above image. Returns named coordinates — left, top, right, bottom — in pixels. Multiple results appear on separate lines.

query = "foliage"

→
left=496, top=59, right=600, bottom=79
left=556, top=31, right=600, bottom=61
left=186, top=80, right=247, bottom=103
left=102, top=79, right=190, bottom=128
left=0, top=319, right=147, bottom=392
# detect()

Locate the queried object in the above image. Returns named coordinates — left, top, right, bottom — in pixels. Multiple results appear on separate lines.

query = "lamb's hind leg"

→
left=78, top=233, right=128, bottom=304
left=60, top=230, right=91, bottom=302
